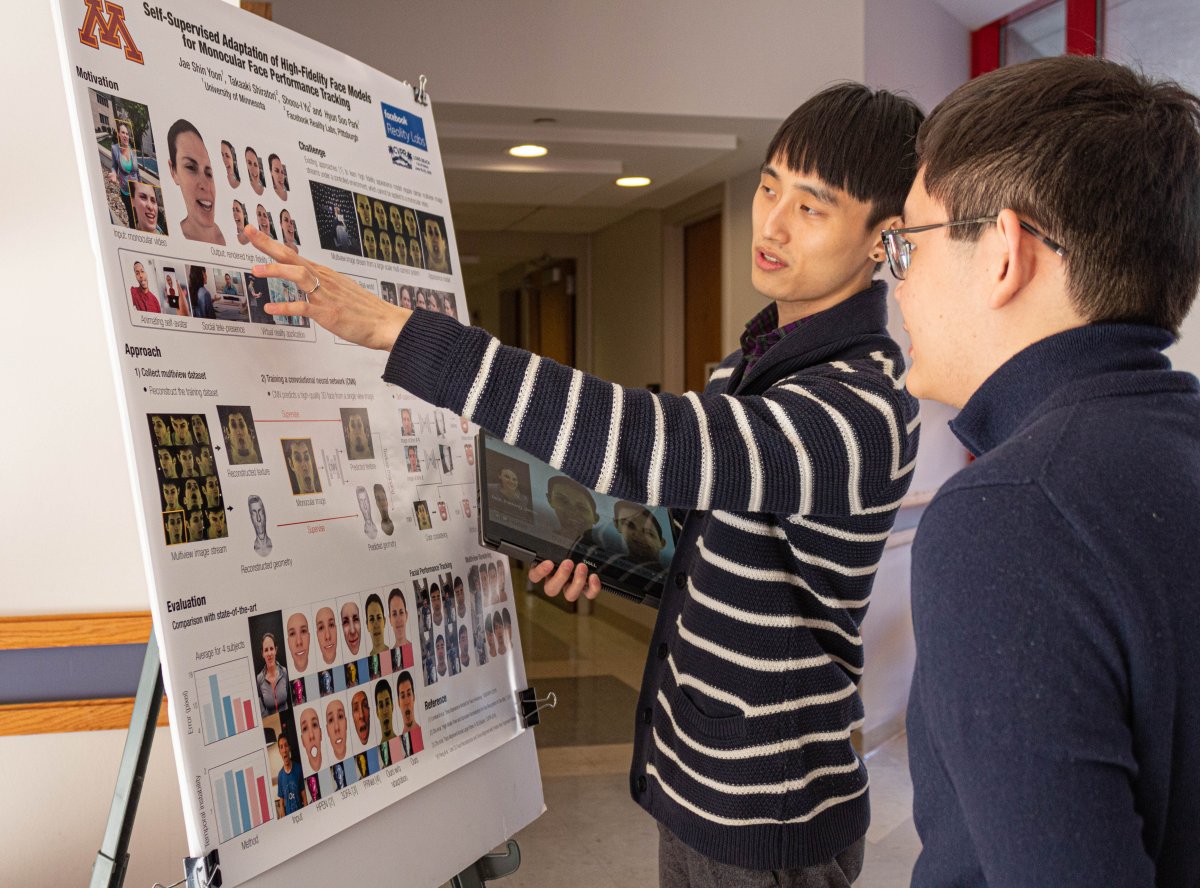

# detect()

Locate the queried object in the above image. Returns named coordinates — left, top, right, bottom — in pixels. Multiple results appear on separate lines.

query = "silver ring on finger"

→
left=301, top=271, right=321, bottom=298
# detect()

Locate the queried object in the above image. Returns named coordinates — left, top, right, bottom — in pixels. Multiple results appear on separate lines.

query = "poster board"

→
left=50, top=0, right=544, bottom=884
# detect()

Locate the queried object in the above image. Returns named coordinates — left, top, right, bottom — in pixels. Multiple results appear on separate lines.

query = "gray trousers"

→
left=657, top=824, right=865, bottom=888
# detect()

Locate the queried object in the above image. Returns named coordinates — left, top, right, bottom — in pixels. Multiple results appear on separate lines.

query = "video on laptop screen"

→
left=477, top=431, right=675, bottom=606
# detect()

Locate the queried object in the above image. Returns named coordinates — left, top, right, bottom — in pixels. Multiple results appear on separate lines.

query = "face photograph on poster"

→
left=281, top=438, right=322, bottom=495
left=166, top=118, right=225, bottom=245
left=217, top=405, right=262, bottom=465
left=417, top=211, right=452, bottom=274
left=340, top=408, right=374, bottom=460
left=128, top=179, right=167, bottom=235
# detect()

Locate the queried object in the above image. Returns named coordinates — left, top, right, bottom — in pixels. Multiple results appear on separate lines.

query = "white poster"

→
left=52, top=1, right=538, bottom=884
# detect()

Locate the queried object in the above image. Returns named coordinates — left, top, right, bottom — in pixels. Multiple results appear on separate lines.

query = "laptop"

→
left=475, top=430, right=677, bottom=607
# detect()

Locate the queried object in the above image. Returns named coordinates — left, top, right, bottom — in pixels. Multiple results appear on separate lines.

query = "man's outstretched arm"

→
left=249, top=226, right=916, bottom=518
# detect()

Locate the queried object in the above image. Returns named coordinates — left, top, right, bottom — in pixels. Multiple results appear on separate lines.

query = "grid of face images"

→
left=248, top=587, right=425, bottom=816
left=413, top=560, right=514, bottom=688
left=310, top=180, right=454, bottom=275
left=398, top=410, right=475, bottom=480
left=119, top=251, right=308, bottom=325
left=380, top=281, right=459, bottom=319
left=148, top=413, right=227, bottom=545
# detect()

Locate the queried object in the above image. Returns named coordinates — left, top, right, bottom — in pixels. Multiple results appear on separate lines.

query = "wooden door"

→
left=684, top=214, right=723, bottom=393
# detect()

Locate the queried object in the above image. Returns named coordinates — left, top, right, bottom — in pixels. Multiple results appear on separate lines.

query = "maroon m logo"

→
left=78, top=0, right=144, bottom=64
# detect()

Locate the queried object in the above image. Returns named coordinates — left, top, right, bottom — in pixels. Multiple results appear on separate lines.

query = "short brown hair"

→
left=918, top=56, right=1200, bottom=335
left=766, top=83, right=924, bottom=230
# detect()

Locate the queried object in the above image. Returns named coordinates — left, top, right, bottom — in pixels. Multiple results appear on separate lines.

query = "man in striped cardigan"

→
left=249, top=83, right=922, bottom=886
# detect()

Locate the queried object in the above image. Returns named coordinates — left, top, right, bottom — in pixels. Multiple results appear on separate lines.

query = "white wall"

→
left=1103, top=0, right=1200, bottom=378
left=864, top=0, right=970, bottom=114
left=721, top=167, right=766, bottom=355
left=273, top=0, right=866, bottom=119
left=858, top=532, right=916, bottom=747
left=0, top=4, right=150, bottom=616
left=590, top=210, right=666, bottom=388
left=865, top=0, right=973, bottom=498
left=0, top=728, right=190, bottom=886
left=856, top=0, right=971, bottom=744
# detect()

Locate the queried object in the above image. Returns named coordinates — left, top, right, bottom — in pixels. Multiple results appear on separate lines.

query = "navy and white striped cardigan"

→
left=384, top=280, right=919, bottom=870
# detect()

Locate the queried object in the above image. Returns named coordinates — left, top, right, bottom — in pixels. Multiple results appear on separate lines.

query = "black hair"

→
left=920, top=56, right=1200, bottom=335
left=220, top=140, right=240, bottom=182
left=167, top=118, right=202, bottom=168
left=765, top=83, right=924, bottom=229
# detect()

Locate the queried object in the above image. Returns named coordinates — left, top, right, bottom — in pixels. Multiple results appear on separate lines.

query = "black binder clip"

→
left=413, top=74, right=429, bottom=106
left=518, top=687, right=556, bottom=728
left=184, top=849, right=221, bottom=888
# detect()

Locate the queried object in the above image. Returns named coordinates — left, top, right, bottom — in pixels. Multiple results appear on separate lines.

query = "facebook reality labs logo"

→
left=381, top=102, right=428, bottom=152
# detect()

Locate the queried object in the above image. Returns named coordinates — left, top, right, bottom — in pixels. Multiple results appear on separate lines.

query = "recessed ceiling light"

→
left=508, top=144, right=548, bottom=158
left=615, top=176, right=652, bottom=188
left=532, top=117, right=557, bottom=125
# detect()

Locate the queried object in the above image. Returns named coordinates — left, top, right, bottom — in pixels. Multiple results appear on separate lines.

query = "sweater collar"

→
left=735, top=279, right=890, bottom=392
left=950, top=323, right=1178, bottom=456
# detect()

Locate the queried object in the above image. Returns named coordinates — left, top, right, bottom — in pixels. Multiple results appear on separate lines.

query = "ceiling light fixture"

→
left=615, top=176, right=652, bottom=188
left=508, top=144, right=548, bottom=158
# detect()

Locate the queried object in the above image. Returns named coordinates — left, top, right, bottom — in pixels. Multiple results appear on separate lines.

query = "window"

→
left=1104, top=0, right=1199, bottom=94
left=1005, top=1, right=1066, bottom=65
left=972, top=0, right=1100, bottom=77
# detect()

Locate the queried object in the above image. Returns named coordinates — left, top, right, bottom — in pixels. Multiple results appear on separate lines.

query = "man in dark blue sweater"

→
left=247, top=84, right=925, bottom=885
left=884, top=56, right=1200, bottom=886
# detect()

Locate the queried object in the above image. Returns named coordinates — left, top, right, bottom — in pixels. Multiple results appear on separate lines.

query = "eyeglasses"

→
left=881, top=216, right=1067, bottom=281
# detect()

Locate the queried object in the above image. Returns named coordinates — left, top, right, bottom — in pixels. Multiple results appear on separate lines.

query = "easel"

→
left=91, top=633, right=552, bottom=888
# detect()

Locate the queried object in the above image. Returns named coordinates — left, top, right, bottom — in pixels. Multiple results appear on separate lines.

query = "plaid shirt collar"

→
left=739, top=303, right=813, bottom=369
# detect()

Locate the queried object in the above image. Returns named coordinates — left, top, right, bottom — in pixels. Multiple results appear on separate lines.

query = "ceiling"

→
left=435, top=102, right=780, bottom=239
left=421, top=1, right=1013, bottom=273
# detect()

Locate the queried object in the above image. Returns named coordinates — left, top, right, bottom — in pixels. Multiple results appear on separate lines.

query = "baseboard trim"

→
left=0, top=612, right=152, bottom=650
left=0, top=696, right=168, bottom=736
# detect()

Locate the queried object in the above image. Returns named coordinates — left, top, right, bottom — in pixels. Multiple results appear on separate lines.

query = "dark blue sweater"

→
left=386, top=283, right=919, bottom=869
left=907, top=324, right=1200, bottom=887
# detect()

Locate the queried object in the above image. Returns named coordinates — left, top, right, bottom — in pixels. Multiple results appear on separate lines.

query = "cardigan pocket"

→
left=667, top=681, right=747, bottom=744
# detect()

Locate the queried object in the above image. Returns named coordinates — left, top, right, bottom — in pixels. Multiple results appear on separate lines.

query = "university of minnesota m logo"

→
left=78, top=0, right=144, bottom=64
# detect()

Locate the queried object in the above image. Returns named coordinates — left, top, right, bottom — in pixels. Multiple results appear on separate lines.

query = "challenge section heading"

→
left=141, top=3, right=373, bottom=109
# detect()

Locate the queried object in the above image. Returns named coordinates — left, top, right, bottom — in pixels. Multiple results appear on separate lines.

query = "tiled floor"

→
left=487, top=583, right=921, bottom=887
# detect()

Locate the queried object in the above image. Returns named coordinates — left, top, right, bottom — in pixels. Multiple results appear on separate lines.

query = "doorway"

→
left=683, top=214, right=723, bottom=393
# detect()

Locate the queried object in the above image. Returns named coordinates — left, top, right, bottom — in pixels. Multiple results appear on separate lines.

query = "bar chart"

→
left=209, top=750, right=273, bottom=843
left=195, top=658, right=258, bottom=745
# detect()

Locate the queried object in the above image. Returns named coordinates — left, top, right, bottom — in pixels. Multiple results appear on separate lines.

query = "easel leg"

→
left=91, top=632, right=165, bottom=888
left=450, top=840, right=521, bottom=888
